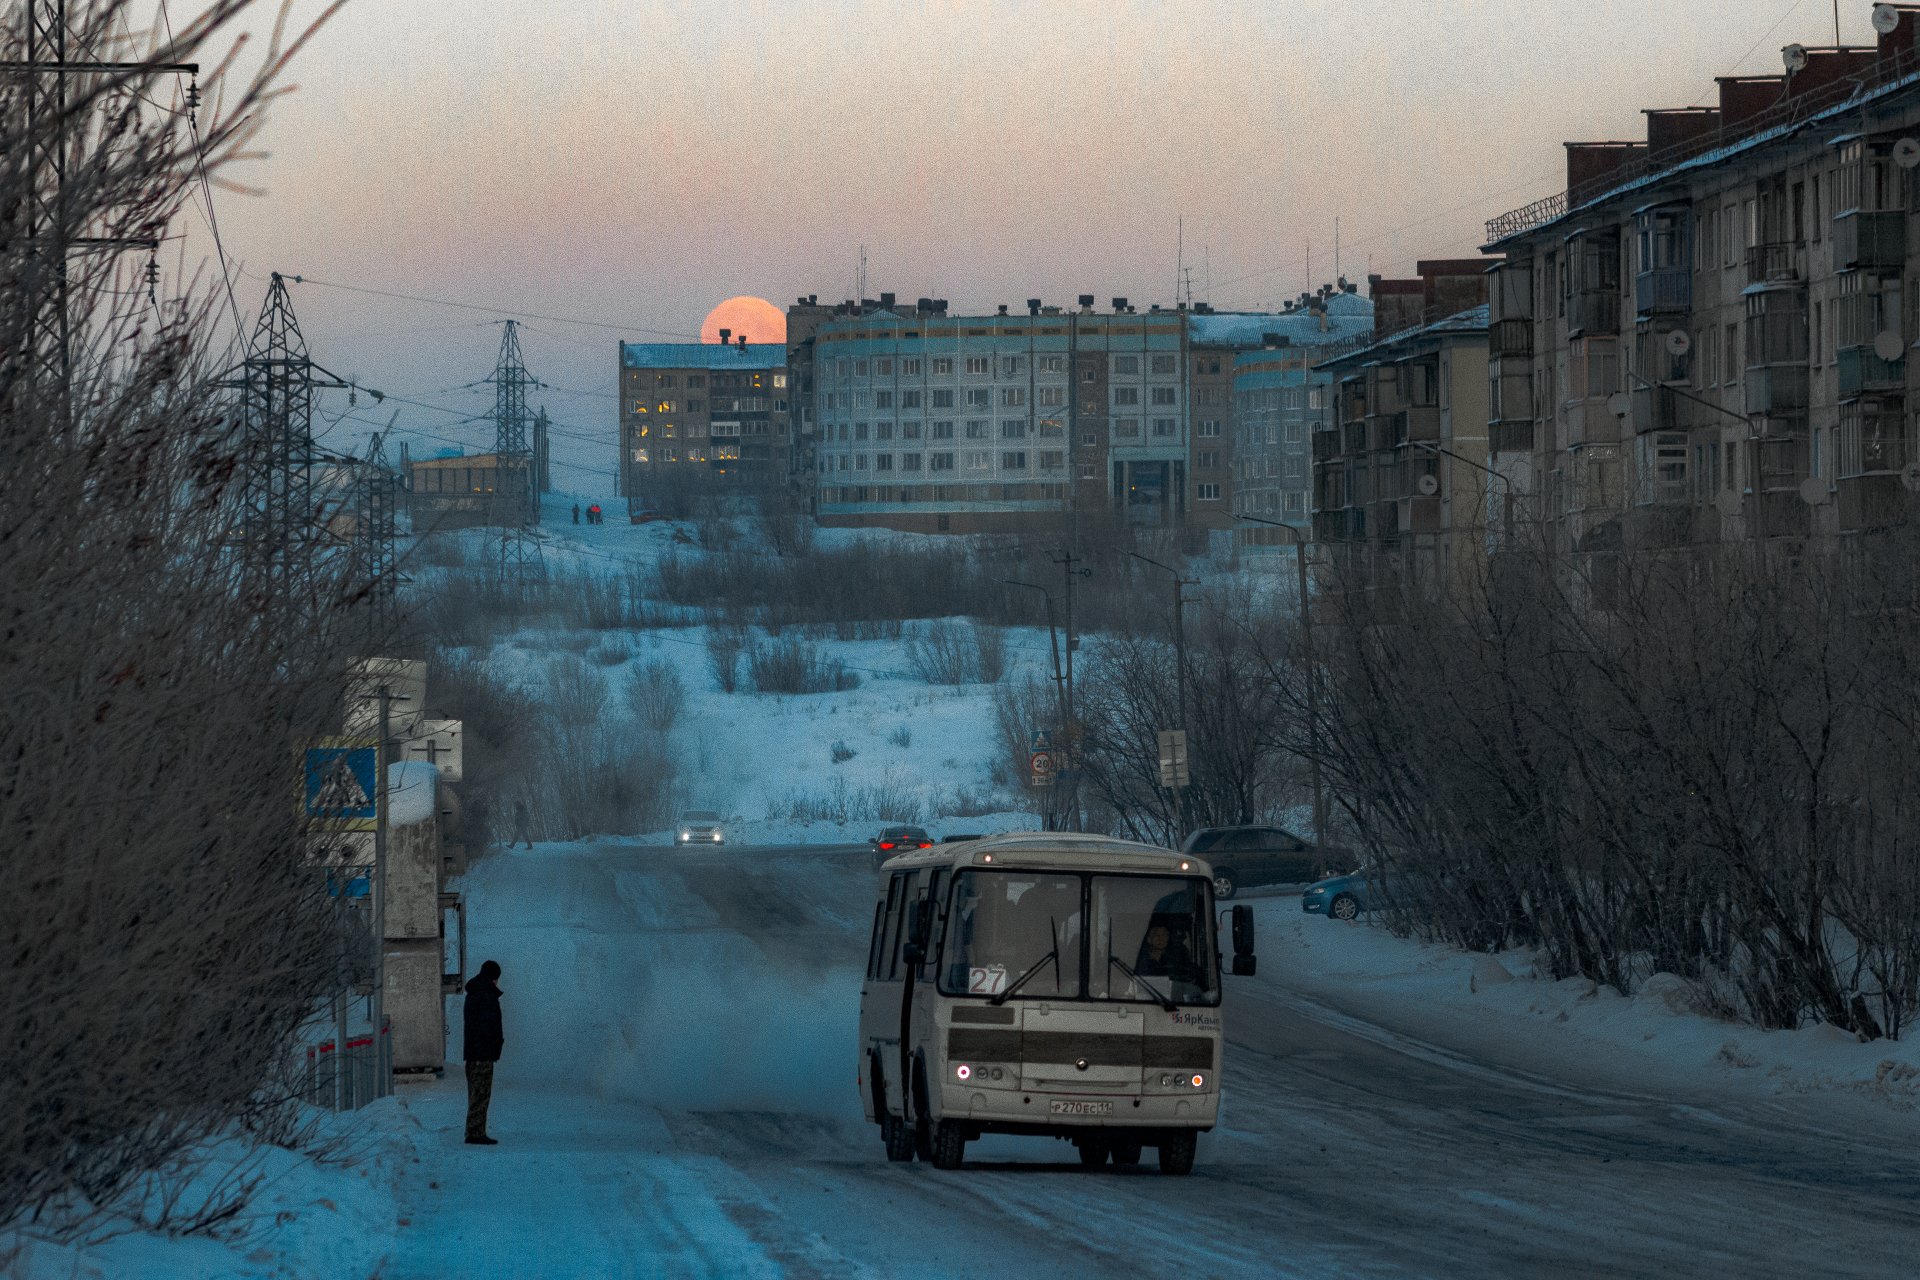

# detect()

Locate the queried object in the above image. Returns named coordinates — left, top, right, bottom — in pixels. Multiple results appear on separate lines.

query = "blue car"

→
left=1302, top=868, right=1434, bottom=922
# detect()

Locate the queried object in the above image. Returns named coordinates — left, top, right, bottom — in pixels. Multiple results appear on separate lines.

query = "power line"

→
left=273, top=273, right=704, bottom=340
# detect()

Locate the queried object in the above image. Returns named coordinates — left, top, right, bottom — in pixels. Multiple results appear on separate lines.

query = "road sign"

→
left=305, top=737, right=379, bottom=831
left=1157, top=729, right=1190, bottom=789
left=1031, top=729, right=1053, bottom=753
left=306, top=830, right=375, bottom=867
left=1029, top=750, right=1057, bottom=788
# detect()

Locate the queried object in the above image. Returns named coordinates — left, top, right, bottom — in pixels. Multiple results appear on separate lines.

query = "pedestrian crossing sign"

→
left=304, top=737, right=379, bottom=831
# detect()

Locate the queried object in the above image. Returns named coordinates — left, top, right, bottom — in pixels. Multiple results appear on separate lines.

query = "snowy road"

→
left=379, top=840, right=1920, bottom=1280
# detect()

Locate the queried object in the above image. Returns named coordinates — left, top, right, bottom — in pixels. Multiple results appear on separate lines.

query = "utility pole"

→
left=1129, top=551, right=1197, bottom=831
left=372, top=685, right=390, bottom=1098
left=1050, top=549, right=1090, bottom=832
left=1235, top=512, right=1326, bottom=857
left=355, top=422, right=401, bottom=653
left=3, top=4, right=197, bottom=406
left=486, top=321, right=544, bottom=589
left=1005, top=579, right=1068, bottom=830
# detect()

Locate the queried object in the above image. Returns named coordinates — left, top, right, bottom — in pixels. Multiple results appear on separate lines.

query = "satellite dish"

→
left=1875, top=330, right=1906, bottom=362
left=1874, top=3, right=1901, bottom=36
left=1895, top=137, right=1920, bottom=170
left=1903, top=461, right=1920, bottom=493
left=1416, top=473, right=1440, bottom=497
left=1607, top=391, right=1632, bottom=418
left=1783, top=43, right=1810, bottom=73
left=1799, top=477, right=1830, bottom=507
left=1666, top=330, right=1693, bottom=357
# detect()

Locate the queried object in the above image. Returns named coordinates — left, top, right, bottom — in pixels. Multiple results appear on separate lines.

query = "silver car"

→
left=676, top=810, right=725, bottom=845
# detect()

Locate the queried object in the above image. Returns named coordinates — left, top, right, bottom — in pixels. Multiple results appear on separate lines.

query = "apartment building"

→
left=1479, top=4, right=1920, bottom=575
left=616, top=339, right=791, bottom=500
left=1313, top=295, right=1493, bottom=609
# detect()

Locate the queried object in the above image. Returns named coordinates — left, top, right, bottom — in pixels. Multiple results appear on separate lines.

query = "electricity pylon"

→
left=485, top=320, right=544, bottom=586
left=354, top=421, right=402, bottom=650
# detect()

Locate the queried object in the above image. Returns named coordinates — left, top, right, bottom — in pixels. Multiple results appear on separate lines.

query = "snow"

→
left=1241, top=890, right=1920, bottom=1108
left=386, top=760, right=439, bottom=826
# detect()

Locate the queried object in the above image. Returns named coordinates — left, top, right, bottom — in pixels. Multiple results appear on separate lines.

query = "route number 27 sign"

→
left=967, top=965, right=1009, bottom=996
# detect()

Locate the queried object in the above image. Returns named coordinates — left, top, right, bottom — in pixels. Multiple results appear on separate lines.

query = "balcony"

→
left=1837, top=474, right=1911, bottom=531
left=1635, top=268, right=1692, bottom=314
left=1630, top=383, right=1696, bottom=435
left=1744, top=242, right=1803, bottom=286
left=1563, top=397, right=1622, bottom=448
left=1743, top=489, right=1810, bottom=540
left=1837, top=345, right=1904, bottom=400
left=1490, top=420, right=1536, bottom=454
left=1568, top=288, right=1620, bottom=337
left=1342, top=423, right=1367, bottom=455
left=1744, top=364, right=1808, bottom=416
left=1490, top=359, right=1533, bottom=423
left=1403, top=495, right=1443, bottom=534
left=1313, top=508, right=1358, bottom=542
left=1833, top=210, right=1906, bottom=271
left=1490, top=318, right=1534, bottom=357
left=1312, top=430, right=1339, bottom=463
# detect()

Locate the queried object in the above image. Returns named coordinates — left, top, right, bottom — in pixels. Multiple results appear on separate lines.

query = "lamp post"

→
left=1127, top=550, right=1197, bottom=833
left=1233, top=512, right=1326, bottom=857
left=1004, top=578, right=1069, bottom=829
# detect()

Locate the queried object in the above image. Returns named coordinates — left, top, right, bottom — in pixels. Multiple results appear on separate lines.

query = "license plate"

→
left=1049, top=1100, right=1114, bottom=1116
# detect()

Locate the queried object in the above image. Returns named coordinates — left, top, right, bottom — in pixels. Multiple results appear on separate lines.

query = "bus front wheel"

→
left=1075, top=1137, right=1110, bottom=1167
left=929, top=1119, right=968, bottom=1170
left=1157, top=1131, right=1197, bottom=1176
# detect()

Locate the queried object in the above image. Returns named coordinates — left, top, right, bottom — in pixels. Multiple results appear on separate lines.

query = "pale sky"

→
left=178, top=0, right=1880, bottom=489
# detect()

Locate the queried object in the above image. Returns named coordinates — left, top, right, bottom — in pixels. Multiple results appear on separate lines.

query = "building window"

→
left=1083, top=432, right=1097, bottom=445
left=875, top=390, right=893, bottom=409
left=687, top=375, right=705, bottom=388
left=931, top=388, right=954, bottom=408
left=902, top=358, right=922, bottom=375
left=933, top=358, right=953, bottom=375
left=875, top=454, right=894, bottom=472
left=1197, top=420, right=1221, bottom=438
left=773, top=373, right=787, bottom=388
left=1284, top=420, right=1303, bottom=442
left=1197, top=483, right=1221, bottom=501
left=1002, top=356, right=1024, bottom=376
left=1038, top=386, right=1064, bottom=406
left=876, top=422, right=895, bottom=440
left=1115, top=417, right=1140, bottom=437
left=854, top=423, right=869, bottom=441
left=1284, top=491, right=1304, bottom=515
left=853, top=454, right=869, bottom=471
left=901, top=421, right=922, bottom=439
left=965, top=419, right=991, bottom=439
left=877, top=358, right=893, bottom=375
left=1078, top=464, right=1097, bottom=480
left=1152, top=417, right=1176, bottom=437
left=901, top=453, right=923, bottom=471
left=1152, top=354, right=1176, bottom=376
left=1040, top=355, right=1064, bottom=373
left=1112, top=355, right=1139, bottom=375
left=1113, top=387, right=1140, bottom=406
left=854, top=359, right=869, bottom=377
left=836, top=359, right=848, bottom=378
left=964, top=387, right=990, bottom=408
left=1001, top=386, right=1027, bottom=407
left=931, top=421, right=955, bottom=440
left=901, top=389, right=922, bottom=409
left=965, top=356, right=990, bottom=375
left=1197, top=450, right=1218, bottom=469
left=1001, top=450, right=1029, bottom=471
left=1150, top=386, right=1177, bottom=406
left=964, top=450, right=992, bottom=470
left=855, top=390, right=872, bottom=409
left=1040, top=450, right=1064, bottom=470
left=1000, top=420, right=1027, bottom=438
left=633, top=448, right=649, bottom=463
left=930, top=452, right=955, bottom=471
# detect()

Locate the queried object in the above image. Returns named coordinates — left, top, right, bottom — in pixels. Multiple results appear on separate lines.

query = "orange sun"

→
left=700, top=295, right=786, bottom=345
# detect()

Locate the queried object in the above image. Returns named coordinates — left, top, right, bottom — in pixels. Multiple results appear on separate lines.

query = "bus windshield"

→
left=937, top=870, right=1216, bottom=1005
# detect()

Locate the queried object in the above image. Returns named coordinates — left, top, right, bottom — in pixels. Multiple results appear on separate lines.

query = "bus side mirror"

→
left=906, top=898, right=934, bottom=948
left=1230, top=905, right=1255, bottom=976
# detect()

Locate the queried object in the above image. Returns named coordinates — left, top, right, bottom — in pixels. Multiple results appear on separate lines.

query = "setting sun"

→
left=700, top=295, right=785, bottom=345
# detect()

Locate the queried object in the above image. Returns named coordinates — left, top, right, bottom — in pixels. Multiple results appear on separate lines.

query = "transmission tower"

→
left=485, top=320, right=543, bottom=584
left=222, top=273, right=353, bottom=645
left=353, top=422, right=402, bottom=650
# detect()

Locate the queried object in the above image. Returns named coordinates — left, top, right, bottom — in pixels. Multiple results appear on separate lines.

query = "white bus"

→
left=857, top=832, right=1257, bottom=1175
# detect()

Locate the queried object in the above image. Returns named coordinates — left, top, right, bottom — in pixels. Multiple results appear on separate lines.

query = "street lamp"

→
left=1233, top=512, right=1327, bottom=858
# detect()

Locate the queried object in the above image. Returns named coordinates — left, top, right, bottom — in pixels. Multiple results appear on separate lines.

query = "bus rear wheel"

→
left=1157, top=1131, right=1197, bottom=1176
left=882, top=1114, right=915, bottom=1163
left=929, top=1119, right=968, bottom=1170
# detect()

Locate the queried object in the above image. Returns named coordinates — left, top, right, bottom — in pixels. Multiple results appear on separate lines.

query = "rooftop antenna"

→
left=856, top=244, right=867, bottom=306
left=1203, top=245, right=1211, bottom=305
left=1176, top=215, right=1184, bottom=307
left=1334, top=216, right=1341, bottom=286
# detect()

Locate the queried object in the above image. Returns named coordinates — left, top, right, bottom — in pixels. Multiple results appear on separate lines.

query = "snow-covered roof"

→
left=1318, top=305, right=1489, bottom=370
left=1187, top=296, right=1375, bottom=349
left=387, top=761, right=438, bottom=827
left=620, top=342, right=786, bottom=370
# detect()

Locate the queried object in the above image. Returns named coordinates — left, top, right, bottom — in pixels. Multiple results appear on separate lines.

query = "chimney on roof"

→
left=718, top=327, right=731, bottom=344
left=1027, top=297, right=1042, bottom=315
left=997, top=303, right=1009, bottom=316
left=1111, top=296, right=1128, bottom=312
left=1344, top=281, right=1358, bottom=293
left=736, top=334, right=747, bottom=351
left=1077, top=294, right=1095, bottom=312
left=808, top=294, right=818, bottom=305
left=917, top=297, right=932, bottom=311
left=879, top=292, right=896, bottom=308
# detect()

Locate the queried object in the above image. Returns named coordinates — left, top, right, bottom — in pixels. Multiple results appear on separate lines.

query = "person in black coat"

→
left=463, top=960, right=504, bottom=1145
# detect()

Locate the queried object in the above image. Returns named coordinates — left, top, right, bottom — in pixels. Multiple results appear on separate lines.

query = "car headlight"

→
left=1305, top=886, right=1327, bottom=896
left=680, top=831, right=690, bottom=840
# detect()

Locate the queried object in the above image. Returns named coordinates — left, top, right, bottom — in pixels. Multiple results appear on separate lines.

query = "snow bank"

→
left=1244, top=893, right=1920, bottom=1106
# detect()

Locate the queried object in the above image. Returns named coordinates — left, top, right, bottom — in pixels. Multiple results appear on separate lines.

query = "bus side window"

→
left=865, top=898, right=888, bottom=981
left=883, top=872, right=916, bottom=981
left=921, top=869, right=949, bottom=978
left=874, top=876, right=904, bottom=981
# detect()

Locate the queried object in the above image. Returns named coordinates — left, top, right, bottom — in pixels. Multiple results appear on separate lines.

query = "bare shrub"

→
left=831, top=740, right=857, bottom=763
left=772, top=771, right=926, bottom=824
left=972, top=622, right=1009, bottom=684
left=706, top=624, right=748, bottom=693
left=889, top=724, right=913, bottom=748
left=587, top=636, right=631, bottom=667
left=623, top=659, right=687, bottom=733
left=546, top=654, right=610, bottom=729
left=748, top=634, right=860, bottom=694
left=0, top=0, right=361, bottom=1236
left=755, top=485, right=816, bottom=558
left=908, top=619, right=974, bottom=684
left=428, top=650, right=542, bottom=852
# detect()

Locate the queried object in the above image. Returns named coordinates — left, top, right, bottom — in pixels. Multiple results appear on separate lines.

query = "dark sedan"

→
left=1180, top=826, right=1353, bottom=899
left=869, top=825, right=933, bottom=867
